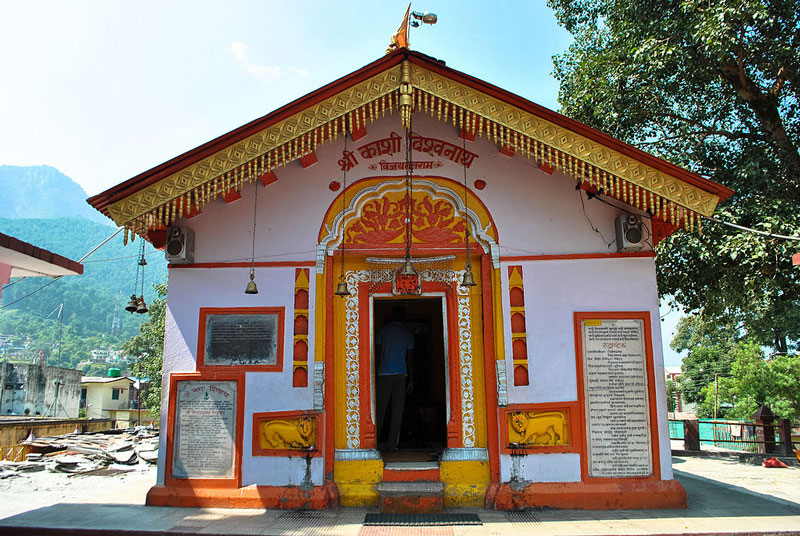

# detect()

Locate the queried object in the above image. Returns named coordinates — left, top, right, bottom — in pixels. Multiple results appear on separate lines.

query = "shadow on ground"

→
left=1, top=472, right=799, bottom=535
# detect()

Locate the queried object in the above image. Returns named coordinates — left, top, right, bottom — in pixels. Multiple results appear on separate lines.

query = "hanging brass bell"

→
left=245, top=273, right=259, bottom=294
left=136, top=297, right=149, bottom=314
left=460, top=266, right=477, bottom=287
left=334, top=279, right=351, bottom=297
left=125, top=294, right=138, bottom=313
left=400, top=258, right=417, bottom=276
left=138, top=256, right=147, bottom=266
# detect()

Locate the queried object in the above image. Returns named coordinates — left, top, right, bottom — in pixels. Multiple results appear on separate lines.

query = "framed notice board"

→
left=574, top=312, right=661, bottom=480
left=165, top=373, right=244, bottom=488
left=197, top=307, right=285, bottom=371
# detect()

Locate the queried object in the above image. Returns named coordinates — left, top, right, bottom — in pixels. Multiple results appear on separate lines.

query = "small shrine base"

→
left=486, top=480, right=687, bottom=510
left=146, top=483, right=339, bottom=510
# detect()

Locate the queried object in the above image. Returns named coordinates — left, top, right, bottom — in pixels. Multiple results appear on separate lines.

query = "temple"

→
left=88, top=49, right=732, bottom=511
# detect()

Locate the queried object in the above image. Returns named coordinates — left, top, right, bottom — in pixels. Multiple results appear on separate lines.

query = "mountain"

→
left=0, top=165, right=108, bottom=224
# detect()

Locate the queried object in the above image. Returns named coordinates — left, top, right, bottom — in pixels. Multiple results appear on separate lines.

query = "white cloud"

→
left=229, top=41, right=308, bottom=82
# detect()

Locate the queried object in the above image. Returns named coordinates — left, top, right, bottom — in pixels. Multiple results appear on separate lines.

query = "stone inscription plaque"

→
left=582, top=318, right=652, bottom=478
left=204, top=313, right=278, bottom=366
left=172, top=380, right=237, bottom=479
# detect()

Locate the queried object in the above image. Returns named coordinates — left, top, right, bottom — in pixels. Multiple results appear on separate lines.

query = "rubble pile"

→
left=0, top=427, right=159, bottom=478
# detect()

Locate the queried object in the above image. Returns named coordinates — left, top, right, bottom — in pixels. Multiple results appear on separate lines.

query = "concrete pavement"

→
left=0, top=456, right=798, bottom=535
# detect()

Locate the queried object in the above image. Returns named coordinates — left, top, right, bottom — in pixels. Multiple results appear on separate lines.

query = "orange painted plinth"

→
left=382, top=468, right=441, bottom=482
left=487, top=480, right=686, bottom=510
left=146, top=483, right=339, bottom=510
left=381, top=495, right=443, bottom=514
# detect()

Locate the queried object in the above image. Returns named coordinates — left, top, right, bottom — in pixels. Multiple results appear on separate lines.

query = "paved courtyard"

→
left=0, top=456, right=798, bottom=535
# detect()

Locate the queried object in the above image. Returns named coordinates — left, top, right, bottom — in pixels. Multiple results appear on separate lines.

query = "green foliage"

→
left=549, top=0, right=800, bottom=351
left=665, top=379, right=677, bottom=412
left=81, top=362, right=126, bottom=377
left=700, top=352, right=800, bottom=421
left=673, top=316, right=739, bottom=408
left=124, top=281, right=167, bottom=420
left=0, top=217, right=166, bottom=368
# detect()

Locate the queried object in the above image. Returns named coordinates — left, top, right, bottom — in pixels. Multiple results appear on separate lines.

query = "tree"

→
left=672, top=315, right=739, bottom=407
left=549, top=0, right=800, bottom=350
left=123, top=280, right=166, bottom=420
left=700, top=352, right=800, bottom=420
left=665, top=379, right=678, bottom=412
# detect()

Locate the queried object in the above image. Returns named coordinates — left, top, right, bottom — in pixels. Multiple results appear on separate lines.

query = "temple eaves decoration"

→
left=105, top=58, right=726, bottom=244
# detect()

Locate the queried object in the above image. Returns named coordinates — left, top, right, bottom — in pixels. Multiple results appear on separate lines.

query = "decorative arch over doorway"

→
left=316, top=176, right=499, bottom=272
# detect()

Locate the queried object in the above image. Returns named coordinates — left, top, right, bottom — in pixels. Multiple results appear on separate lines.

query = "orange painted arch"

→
left=318, top=176, right=499, bottom=251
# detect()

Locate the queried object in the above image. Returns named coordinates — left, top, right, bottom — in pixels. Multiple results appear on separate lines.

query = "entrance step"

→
left=378, top=481, right=445, bottom=513
left=383, top=461, right=440, bottom=482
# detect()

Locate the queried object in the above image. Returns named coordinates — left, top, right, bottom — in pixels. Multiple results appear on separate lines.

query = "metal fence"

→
left=669, top=418, right=793, bottom=454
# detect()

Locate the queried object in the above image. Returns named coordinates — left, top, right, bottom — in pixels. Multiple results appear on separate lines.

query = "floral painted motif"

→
left=344, top=193, right=466, bottom=246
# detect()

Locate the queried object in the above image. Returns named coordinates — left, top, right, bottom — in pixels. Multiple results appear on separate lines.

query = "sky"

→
left=0, top=0, right=686, bottom=366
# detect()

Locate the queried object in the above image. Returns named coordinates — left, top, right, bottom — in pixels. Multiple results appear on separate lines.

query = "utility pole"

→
left=714, top=373, right=719, bottom=420
left=46, top=303, right=64, bottom=365
left=111, top=291, right=121, bottom=337
left=137, top=377, right=141, bottom=426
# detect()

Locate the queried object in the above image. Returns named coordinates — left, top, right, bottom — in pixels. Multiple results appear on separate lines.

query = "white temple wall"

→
left=156, top=265, right=315, bottom=485
left=499, top=256, right=671, bottom=482
left=499, top=453, right=582, bottom=483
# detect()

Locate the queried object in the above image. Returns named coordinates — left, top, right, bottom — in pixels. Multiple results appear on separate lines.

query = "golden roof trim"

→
left=410, top=65, right=720, bottom=217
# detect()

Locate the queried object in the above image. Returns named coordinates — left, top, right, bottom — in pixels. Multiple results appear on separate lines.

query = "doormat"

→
left=363, top=513, right=482, bottom=526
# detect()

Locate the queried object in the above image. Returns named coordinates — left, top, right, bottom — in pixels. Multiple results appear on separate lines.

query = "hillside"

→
left=0, top=165, right=168, bottom=371
left=0, top=217, right=167, bottom=319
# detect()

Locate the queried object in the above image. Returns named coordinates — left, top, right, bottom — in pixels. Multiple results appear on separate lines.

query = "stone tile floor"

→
left=0, top=456, right=799, bottom=535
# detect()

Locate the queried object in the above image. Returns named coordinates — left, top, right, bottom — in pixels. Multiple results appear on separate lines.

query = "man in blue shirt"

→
left=375, top=305, right=414, bottom=450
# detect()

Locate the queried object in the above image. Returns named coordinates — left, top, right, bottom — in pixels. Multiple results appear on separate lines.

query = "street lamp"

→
left=409, top=10, right=437, bottom=27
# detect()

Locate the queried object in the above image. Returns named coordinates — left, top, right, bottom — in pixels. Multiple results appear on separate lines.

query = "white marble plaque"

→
left=582, top=318, right=652, bottom=478
left=172, top=380, right=237, bottom=479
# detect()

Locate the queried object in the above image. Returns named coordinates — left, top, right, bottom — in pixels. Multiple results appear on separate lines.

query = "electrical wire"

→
left=588, top=189, right=800, bottom=242
left=706, top=215, right=800, bottom=241
left=81, top=250, right=161, bottom=263
left=2, top=277, right=27, bottom=290
left=577, top=188, right=614, bottom=249
left=0, top=277, right=62, bottom=308
left=509, top=146, right=800, bottom=243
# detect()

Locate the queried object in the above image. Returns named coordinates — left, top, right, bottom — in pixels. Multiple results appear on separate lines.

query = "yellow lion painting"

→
left=261, top=417, right=315, bottom=449
left=509, top=411, right=567, bottom=446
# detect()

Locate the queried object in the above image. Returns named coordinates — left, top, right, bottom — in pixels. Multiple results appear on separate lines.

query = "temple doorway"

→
left=373, top=296, right=447, bottom=462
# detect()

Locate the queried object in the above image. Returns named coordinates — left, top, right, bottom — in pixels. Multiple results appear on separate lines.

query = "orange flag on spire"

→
left=386, top=3, right=411, bottom=53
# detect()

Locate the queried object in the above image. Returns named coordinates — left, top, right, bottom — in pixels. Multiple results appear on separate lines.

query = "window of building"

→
left=112, top=388, right=120, bottom=400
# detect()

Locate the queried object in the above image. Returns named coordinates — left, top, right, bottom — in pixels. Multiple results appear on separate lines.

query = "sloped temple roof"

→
left=87, top=49, right=733, bottom=242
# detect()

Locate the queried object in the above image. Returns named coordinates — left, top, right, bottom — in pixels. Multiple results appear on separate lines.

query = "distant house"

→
left=0, top=362, right=81, bottom=417
left=89, top=349, right=112, bottom=363
left=80, top=376, right=155, bottom=427
left=664, top=366, right=683, bottom=412
left=0, top=230, right=84, bottom=419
